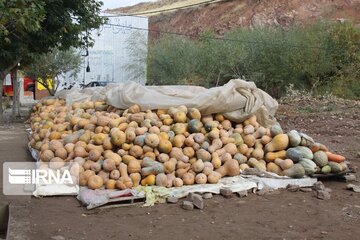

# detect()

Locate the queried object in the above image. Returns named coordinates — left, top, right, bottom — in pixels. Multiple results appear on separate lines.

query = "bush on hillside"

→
left=145, top=21, right=360, bottom=99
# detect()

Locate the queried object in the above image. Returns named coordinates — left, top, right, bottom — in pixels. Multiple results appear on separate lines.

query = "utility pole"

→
left=0, top=74, right=4, bottom=124
left=12, top=63, right=21, bottom=119
left=12, top=67, right=18, bottom=118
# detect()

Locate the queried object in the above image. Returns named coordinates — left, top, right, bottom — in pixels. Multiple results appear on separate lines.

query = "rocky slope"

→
left=110, top=0, right=360, bottom=38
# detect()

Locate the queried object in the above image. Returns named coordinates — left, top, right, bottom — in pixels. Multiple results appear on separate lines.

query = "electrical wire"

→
left=104, top=22, right=342, bottom=51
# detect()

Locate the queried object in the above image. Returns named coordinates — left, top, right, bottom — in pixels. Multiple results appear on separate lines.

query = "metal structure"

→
left=68, top=14, right=148, bottom=88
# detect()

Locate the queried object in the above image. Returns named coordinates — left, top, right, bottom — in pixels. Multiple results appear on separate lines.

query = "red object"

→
left=326, top=151, right=346, bottom=163
left=2, top=72, right=35, bottom=96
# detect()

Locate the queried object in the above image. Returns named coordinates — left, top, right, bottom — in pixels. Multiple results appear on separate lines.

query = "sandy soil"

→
left=1, top=99, right=360, bottom=240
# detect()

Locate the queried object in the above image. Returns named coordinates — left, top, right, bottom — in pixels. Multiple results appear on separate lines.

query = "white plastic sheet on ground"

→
left=27, top=130, right=79, bottom=197
left=56, top=79, right=278, bottom=126
left=167, top=175, right=316, bottom=199
left=76, top=175, right=317, bottom=208
left=168, top=176, right=258, bottom=199
left=33, top=184, right=80, bottom=197
left=77, top=188, right=145, bottom=209
left=243, top=176, right=318, bottom=190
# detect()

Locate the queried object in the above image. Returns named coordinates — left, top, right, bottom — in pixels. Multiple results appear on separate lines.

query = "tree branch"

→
left=0, top=58, right=22, bottom=79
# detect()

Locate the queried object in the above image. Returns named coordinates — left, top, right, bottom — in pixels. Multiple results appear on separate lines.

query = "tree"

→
left=124, top=31, right=148, bottom=84
left=0, top=0, right=105, bottom=123
left=0, top=0, right=45, bottom=72
left=0, top=0, right=45, bottom=122
left=25, top=48, right=82, bottom=96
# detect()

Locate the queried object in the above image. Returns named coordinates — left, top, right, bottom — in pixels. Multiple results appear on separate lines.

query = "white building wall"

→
left=71, top=15, right=148, bottom=88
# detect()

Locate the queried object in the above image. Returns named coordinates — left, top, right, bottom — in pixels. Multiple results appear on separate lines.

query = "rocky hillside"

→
left=110, top=0, right=360, bottom=39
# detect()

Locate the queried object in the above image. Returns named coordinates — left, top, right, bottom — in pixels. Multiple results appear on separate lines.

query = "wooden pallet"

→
left=312, top=170, right=354, bottom=181
left=99, top=195, right=146, bottom=209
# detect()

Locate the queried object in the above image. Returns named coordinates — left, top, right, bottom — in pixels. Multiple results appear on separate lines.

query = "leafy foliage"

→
left=0, top=0, right=45, bottom=41
left=320, top=22, right=360, bottom=99
left=147, top=35, right=201, bottom=86
left=24, top=48, right=82, bottom=95
left=146, top=21, right=360, bottom=99
left=0, top=0, right=105, bottom=122
left=124, top=31, right=148, bottom=83
left=0, top=0, right=105, bottom=75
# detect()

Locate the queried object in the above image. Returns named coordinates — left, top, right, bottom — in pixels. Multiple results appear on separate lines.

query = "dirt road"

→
left=0, top=124, right=32, bottom=240
left=1, top=99, right=360, bottom=240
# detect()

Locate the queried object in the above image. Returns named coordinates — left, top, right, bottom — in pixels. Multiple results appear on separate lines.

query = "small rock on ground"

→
left=202, top=193, right=213, bottom=199
left=220, top=188, right=233, bottom=198
left=347, top=184, right=360, bottom=193
left=344, top=174, right=357, bottom=182
left=187, top=192, right=201, bottom=201
left=192, top=194, right=204, bottom=209
left=236, top=190, right=248, bottom=198
left=287, top=184, right=300, bottom=192
left=166, top=196, right=178, bottom=204
left=316, top=190, right=331, bottom=200
left=300, top=187, right=312, bottom=192
left=181, top=201, right=194, bottom=210
left=347, top=163, right=358, bottom=173
left=313, top=181, right=325, bottom=191
left=256, top=187, right=274, bottom=196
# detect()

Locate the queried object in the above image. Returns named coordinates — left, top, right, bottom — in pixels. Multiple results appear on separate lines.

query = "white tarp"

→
left=56, top=79, right=279, bottom=126
left=168, top=176, right=258, bottom=199
left=244, top=176, right=318, bottom=190
left=76, top=175, right=317, bottom=208
left=27, top=132, right=79, bottom=197
left=167, top=175, right=316, bottom=199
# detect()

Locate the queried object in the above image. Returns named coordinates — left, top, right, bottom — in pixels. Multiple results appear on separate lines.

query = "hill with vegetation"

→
left=110, top=0, right=360, bottom=38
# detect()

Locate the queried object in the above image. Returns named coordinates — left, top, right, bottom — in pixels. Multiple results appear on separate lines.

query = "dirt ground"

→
left=1, top=98, right=360, bottom=240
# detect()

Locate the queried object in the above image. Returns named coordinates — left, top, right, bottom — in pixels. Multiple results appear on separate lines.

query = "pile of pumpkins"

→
left=29, top=98, right=348, bottom=190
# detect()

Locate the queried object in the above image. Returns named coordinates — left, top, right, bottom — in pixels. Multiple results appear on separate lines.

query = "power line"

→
left=103, top=22, right=342, bottom=51
left=103, top=0, right=223, bottom=17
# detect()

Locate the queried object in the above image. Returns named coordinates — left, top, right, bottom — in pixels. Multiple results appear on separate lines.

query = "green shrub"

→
left=147, top=36, right=201, bottom=85
left=146, top=21, right=360, bottom=99
left=320, top=22, right=360, bottom=99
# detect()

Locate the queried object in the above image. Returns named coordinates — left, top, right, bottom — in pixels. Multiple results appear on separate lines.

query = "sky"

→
left=101, top=0, right=157, bottom=10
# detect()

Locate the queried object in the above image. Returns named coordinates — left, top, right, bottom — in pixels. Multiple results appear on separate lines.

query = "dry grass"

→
left=279, top=84, right=360, bottom=114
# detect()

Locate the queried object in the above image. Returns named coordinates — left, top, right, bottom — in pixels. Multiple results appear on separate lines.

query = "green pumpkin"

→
left=204, top=121, right=219, bottom=132
left=230, top=133, right=244, bottom=146
left=287, top=130, right=301, bottom=147
left=313, top=151, right=328, bottom=167
left=270, top=124, right=283, bottom=137
left=293, top=146, right=313, bottom=159
left=286, top=148, right=303, bottom=163
left=188, top=119, right=203, bottom=133
left=321, top=165, right=331, bottom=174
left=283, top=164, right=305, bottom=178
left=328, top=162, right=342, bottom=173
left=299, top=158, right=317, bottom=175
